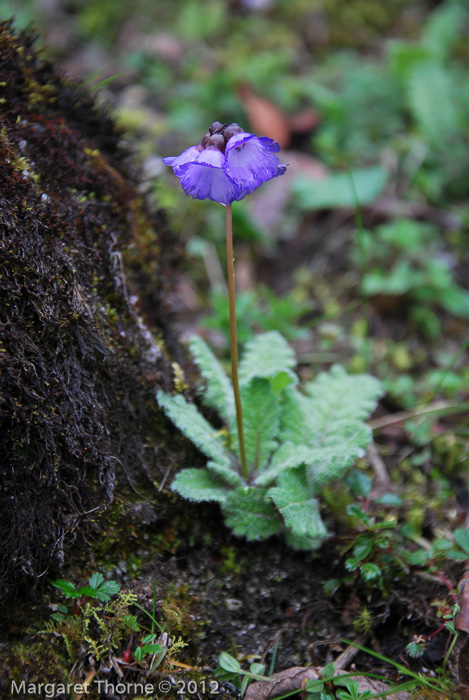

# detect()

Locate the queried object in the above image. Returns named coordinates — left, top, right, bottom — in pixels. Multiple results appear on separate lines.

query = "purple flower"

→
left=163, top=122, right=287, bottom=205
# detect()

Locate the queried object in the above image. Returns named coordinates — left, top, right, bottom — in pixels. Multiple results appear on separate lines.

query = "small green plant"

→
left=52, top=572, right=120, bottom=600
left=402, top=528, right=468, bottom=663
left=342, top=504, right=409, bottom=589
left=161, top=123, right=382, bottom=549
left=51, top=572, right=121, bottom=619
left=43, top=576, right=138, bottom=663
left=405, top=598, right=460, bottom=664
left=216, top=635, right=463, bottom=698
left=158, top=331, right=382, bottom=549
left=202, top=286, right=314, bottom=350
left=317, top=676, right=372, bottom=700
left=354, top=218, right=469, bottom=335
left=121, top=613, right=165, bottom=667
left=426, top=527, right=469, bottom=565
left=215, top=653, right=432, bottom=699
left=44, top=574, right=186, bottom=672
left=216, top=651, right=269, bottom=696
left=341, top=493, right=469, bottom=590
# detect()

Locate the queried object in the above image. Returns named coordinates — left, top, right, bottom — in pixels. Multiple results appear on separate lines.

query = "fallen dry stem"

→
left=369, top=400, right=469, bottom=431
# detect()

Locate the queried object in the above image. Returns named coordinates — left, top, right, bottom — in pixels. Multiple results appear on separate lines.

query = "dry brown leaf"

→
left=245, top=666, right=411, bottom=700
left=238, top=84, right=291, bottom=148
left=289, top=109, right=321, bottom=135
left=238, top=85, right=321, bottom=149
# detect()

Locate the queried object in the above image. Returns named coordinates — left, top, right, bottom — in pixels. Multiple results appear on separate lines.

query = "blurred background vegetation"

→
left=2, top=0, right=469, bottom=409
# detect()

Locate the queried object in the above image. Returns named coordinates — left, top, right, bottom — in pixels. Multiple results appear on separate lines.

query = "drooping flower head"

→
left=163, top=122, right=287, bottom=205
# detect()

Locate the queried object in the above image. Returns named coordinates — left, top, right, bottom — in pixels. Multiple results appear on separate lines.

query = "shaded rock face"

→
left=0, top=21, right=183, bottom=602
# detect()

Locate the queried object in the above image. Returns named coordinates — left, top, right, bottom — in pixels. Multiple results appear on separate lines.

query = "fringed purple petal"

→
left=224, top=133, right=285, bottom=189
left=178, top=149, right=242, bottom=205
left=162, top=145, right=201, bottom=173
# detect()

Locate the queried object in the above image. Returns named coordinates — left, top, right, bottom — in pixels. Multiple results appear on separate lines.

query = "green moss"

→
left=160, top=583, right=198, bottom=637
left=5, top=638, right=69, bottom=689
left=0, top=19, right=187, bottom=606
left=219, top=546, right=244, bottom=576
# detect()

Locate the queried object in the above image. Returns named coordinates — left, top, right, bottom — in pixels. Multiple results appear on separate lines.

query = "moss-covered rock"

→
left=0, top=20, right=185, bottom=603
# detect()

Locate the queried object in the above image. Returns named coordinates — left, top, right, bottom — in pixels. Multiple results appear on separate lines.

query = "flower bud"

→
left=209, top=121, right=225, bottom=135
left=199, top=131, right=212, bottom=148
left=223, top=123, right=243, bottom=142
left=206, top=133, right=226, bottom=152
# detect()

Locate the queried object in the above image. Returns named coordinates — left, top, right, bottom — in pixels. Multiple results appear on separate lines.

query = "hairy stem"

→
left=226, top=204, right=247, bottom=479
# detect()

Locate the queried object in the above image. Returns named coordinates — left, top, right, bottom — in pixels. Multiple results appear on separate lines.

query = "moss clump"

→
left=2, top=638, right=70, bottom=695
left=0, top=20, right=185, bottom=604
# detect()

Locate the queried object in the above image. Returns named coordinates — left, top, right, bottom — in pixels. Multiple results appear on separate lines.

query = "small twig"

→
left=334, top=636, right=366, bottom=670
left=369, top=400, right=469, bottom=431
left=366, top=443, right=391, bottom=488
left=158, top=462, right=173, bottom=492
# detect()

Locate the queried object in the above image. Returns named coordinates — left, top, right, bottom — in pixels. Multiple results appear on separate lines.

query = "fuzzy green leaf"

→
left=279, top=383, right=376, bottom=487
left=257, top=436, right=371, bottom=491
left=157, top=390, right=229, bottom=465
left=296, top=366, right=382, bottom=484
left=232, top=379, right=280, bottom=475
left=268, top=470, right=327, bottom=540
left=304, top=365, right=383, bottom=422
left=171, top=468, right=231, bottom=503
left=305, top=425, right=374, bottom=488
left=254, top=442, right=318, bottom=486
left=284, top=531, right=324, bottom=551
left=206, top=459, right=243, bottom=488
left=278, top=382, right=377, bottom=488
left=278, top=388, right=314, bottom=445
left=239, top=332, right=297, bottom=388
left=223, top=487, right=282, bottom=540
left=189, top=335, right=235, bottom=425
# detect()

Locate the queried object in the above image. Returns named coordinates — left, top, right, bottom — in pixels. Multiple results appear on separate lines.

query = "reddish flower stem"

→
left=226, top=204, right=247, bottom=479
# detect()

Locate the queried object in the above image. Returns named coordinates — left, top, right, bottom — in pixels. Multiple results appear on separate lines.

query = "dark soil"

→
left=141, top=512, right=461, bottom=674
